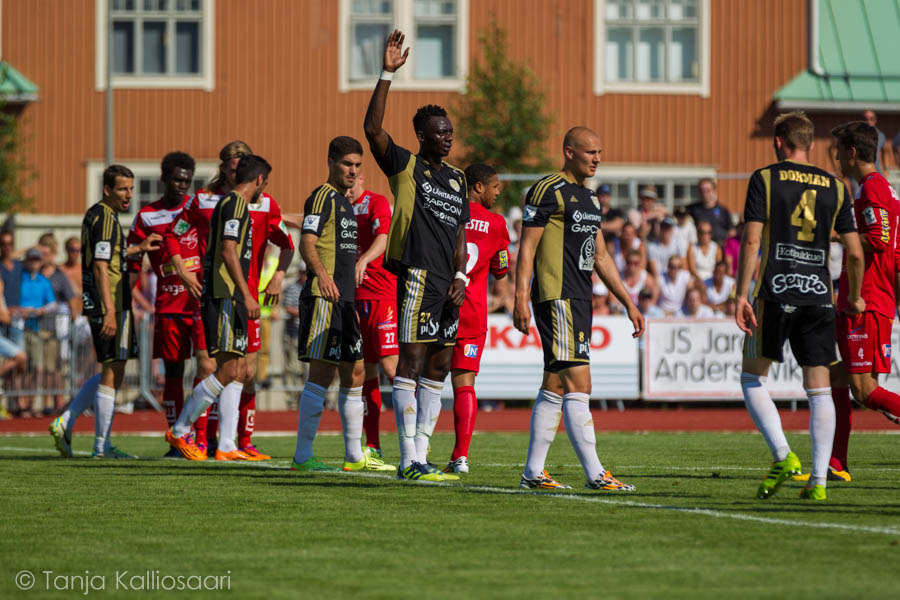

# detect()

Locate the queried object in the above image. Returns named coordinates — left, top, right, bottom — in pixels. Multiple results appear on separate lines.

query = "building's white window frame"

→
left=85, top=160, right=218, bottom=224
left=594, top=0, right=710, bottom=97
left=587, top=164, right=717, bottom=211
left=94, top=0, right=215, bottom=91
left=338, top=0, right=469, bottom=93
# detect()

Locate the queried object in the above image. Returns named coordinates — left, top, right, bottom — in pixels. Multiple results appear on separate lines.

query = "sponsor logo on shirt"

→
left=579, top=236, right=595, bottom=271
left=303, top=215, right=320, bottom=232
left=354, top=196, right=371, bottom=215
left=95, top=241, right=111, bottom=260
left=173, top=218, right=191, bottom=236
left=770, top=273, right=828, bottom=296
left=182, top=228, right=199, bottom=250
left=449, top=178, right=461, bottom=192
left=863, top=206, right=877, bottom=226
left=142, top=209, right=179, bottom=227
left=883, top=344, right=892, bottom=358
left=523, top=205, right=537, bottom=222
left=224, top=219, right=240, bottom=237
left=881, top=207, right=890, bottom=243
left=464, top=344, right=479, bottom=358
left=498, top=250, right=509, bottom=270
left=775, top=243, right=825, bottom=266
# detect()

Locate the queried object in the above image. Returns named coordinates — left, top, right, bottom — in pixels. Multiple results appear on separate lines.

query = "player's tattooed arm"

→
left=513, top=227, right=543, bottom=334
left=364, top=29, right=408, bottom=157
left=593, top=228, right=644, bottom=338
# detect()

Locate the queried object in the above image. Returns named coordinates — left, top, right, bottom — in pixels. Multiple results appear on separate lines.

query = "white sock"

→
left=392, top=376, right=418, bottom=469
left=741, top=372, right=790, bottom=461
left=93, top=384, right=116, bottom=454
left=414, top=377, right=445, bottom=463
left=523, top=389, right=563, bottom=479
left=173, top=374, right=224, bottom=437
left=807, top=387, right=835, bottom=488
left=216, top=382, right=243, bottom=453
left=338, top=386, right=364, bottom=463
left=63, top=373, right=101, bottom=434
left=563, top=393, right=605, bottom=482
left=293, top=382, right=327, bottom=464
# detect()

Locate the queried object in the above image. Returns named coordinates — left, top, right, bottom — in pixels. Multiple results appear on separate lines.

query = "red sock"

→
left=206, top=401, right=219, bottom=446
left=238, top=391, right=255, bottom=448
left=866, top=386, right=900, bottom=421
left=451, top=386, right=477, bottom=461
left=191, top=377, right=208, bottom=446
left=162, top=376, right=184, bottom=428
left=363, top=378, right=382, bottom=450
left=830, top=386, right=852, bottom=472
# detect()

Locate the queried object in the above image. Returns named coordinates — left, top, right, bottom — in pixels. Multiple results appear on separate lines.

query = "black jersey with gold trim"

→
left=744, top=160, right=855, bottom=306
left=81, top=201, right=129, bottom=317
left=374, top=136, right=469, bottom=282
left=203, top=191, right=253, bottom=301
left=522, top=172, right=603, bottom=302
left=300, top=183, right=358, bottom=301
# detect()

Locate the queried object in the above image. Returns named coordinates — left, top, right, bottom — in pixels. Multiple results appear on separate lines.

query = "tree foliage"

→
left=455, top=20, right=553, bottom=208
left=0, top=100, right=33, bottom=214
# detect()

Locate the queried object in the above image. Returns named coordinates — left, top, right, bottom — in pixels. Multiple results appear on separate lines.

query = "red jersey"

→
left=163, top=187, right=227, bottom=278
left=459, top=202, right=510, bottom=338
left=127, top=195, right=200, bottom=315
left=247, top=194, right=294, bottom=294
left=839, top=171, right=900, bottom=319
left=353, top=190, right=397, bottom=300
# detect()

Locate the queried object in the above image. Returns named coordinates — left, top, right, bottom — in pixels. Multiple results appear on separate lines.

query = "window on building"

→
left=97, top=0, right=214, bottom=90
left=341, top=0, right=468, bottom=91
left=595, top=0, right=709, bottom=96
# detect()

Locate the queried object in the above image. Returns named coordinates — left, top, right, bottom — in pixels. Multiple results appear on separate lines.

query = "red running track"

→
left=1, top=407, right=896, bottom=434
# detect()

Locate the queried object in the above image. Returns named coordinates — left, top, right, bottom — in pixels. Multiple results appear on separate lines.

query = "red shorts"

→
left=837, top=311, right=893, bottom=374
left=154, top=313, right=205, bottom=361
left=450, top=333, right=487, bottom=374
left=355, top=299, right=398, bottom=363
left=248, top=317, right=261, bottom=354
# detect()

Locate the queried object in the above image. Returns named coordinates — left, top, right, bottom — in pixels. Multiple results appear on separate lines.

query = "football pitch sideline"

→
left=2, top=432, right=899, bottom=599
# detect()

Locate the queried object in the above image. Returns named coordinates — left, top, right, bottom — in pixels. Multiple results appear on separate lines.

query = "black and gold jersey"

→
left=81, top=201, right=129, bottom=317
left=202, top=191, right=253, bottom=301
left=744, top=160, right=855, bottom=306
left=522, top=172, right=604, bottom=302
left=374, top=136, right=469, bottom=282
left=300, top=183, right=358, bottom=301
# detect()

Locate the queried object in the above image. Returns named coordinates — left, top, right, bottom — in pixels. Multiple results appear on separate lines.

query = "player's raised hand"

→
left=735, top=296, right=757, bottom=335
left=383, top=29, right=409, bottom=73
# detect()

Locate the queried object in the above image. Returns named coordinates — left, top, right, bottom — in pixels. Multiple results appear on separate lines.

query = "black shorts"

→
left=88, top=311, right=138, bottom=364
left=202, top=297, right=249, bottom=357
left=534, top=298, right=592, bottom=373
left=298, top=297, right=362, bottom=364
left=742, top=298, right=836, bottom=367
left=397, top=266, right=459, bottom=345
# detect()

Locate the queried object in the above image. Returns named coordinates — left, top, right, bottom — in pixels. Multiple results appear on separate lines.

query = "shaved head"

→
left=563, top=126, right=600, bottom=152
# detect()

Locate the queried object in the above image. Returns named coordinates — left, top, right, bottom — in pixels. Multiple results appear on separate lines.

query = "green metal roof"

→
left=0, top=61, right=39, bottom=103
left=775, top=0, right=900, bottom=111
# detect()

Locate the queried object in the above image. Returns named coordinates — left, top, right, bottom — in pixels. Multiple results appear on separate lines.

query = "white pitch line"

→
left=3, top=447, right=900, bottom=536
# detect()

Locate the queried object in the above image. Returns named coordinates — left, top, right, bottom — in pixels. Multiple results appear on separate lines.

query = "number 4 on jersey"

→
left=791, top=189, right=817, bottom=242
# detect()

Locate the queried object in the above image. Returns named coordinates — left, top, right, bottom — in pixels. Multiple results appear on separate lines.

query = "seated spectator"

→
left=677, top=287, right=715, bottom=318
left=637, top=185, right=667, bottom=242
left=705, top=261, right=735, bottom=312
left=657, top=255, right=691, bottom=315
left=720, top=296, right=737, bottom=319
left=609, top=222, right=646, bottom=275
left=647, top=217, right=686, bottom=278
left=621, top=250, right=656, bottom=306
left=722, top=221, right=742, bottom=276
left=687, top=220, right=722, bottom=282
left=638, top=288, right=665, bottom=318
left=592, top=282, right=611, bottom=316
left=672, top=205, right=697, bottom=252
left=688, top=178, right=732, bottom=243
left=597, top=184, right=625, bottom=236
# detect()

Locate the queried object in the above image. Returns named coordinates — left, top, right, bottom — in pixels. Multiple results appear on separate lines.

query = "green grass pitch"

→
left=2, top=431, right=900, bottom=598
